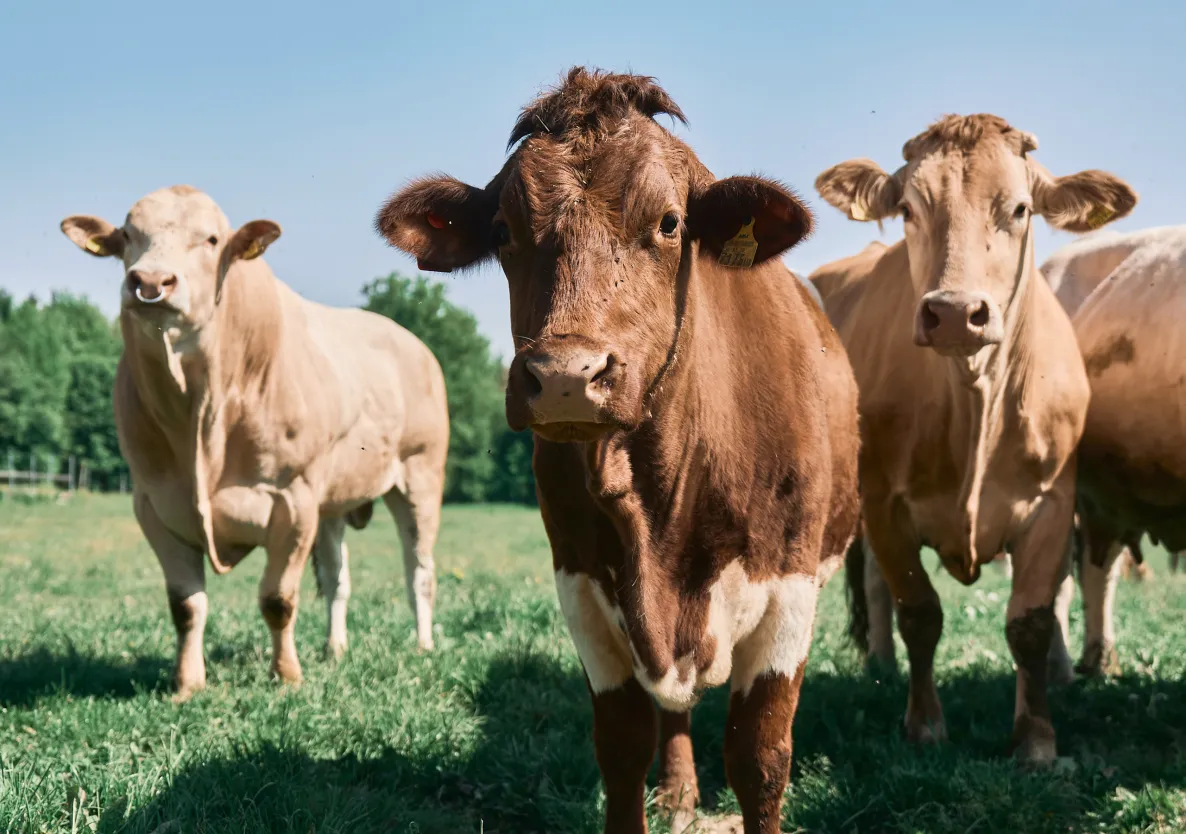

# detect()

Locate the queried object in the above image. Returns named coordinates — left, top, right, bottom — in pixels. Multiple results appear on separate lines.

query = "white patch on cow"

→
left=730, top=573, right=818, bottom=698
left=554, top=569, right=633, bottom=693
left=636, top=562, right=820, bottom=711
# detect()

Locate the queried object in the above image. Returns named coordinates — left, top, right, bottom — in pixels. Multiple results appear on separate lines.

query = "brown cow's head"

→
left=815, top=115, right=1136, bottom=358
left=377, top=68, right=812, bottom=442
left=61, top=186, right=281, bottom=342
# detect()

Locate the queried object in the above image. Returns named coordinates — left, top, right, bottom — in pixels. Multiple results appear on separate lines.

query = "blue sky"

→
left=2, top=0, right=1181, bottom=360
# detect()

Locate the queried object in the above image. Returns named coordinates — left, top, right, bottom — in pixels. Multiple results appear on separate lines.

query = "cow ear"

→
left=688, top=176, right=814, bottom=268
left=1030, top=161, right=1138, bottom=233
left=814, top=159, right=904, bottom=222
left=226, top=220, right=282, bottom=263
left=61, top=215, right=124, bottom=258
left=375, top=175, right=500, bottom=273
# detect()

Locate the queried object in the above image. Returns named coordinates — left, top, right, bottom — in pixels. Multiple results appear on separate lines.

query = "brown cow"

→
left=60, top=187, right=449, bottom=698
left=1052, top=226, right=1186, bottom=674
left=376, top=68, right=860, bottom=834
left=811, top=114, right=1135, bottom=764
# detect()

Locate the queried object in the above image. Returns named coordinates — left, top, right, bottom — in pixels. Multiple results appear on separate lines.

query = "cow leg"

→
left=863, top=503, right=944, bottom=744
left=724, top=668, right=804, bottom=834
left=656, top=708, right=699, bottom=830
left=1076, top=515, right=1124, bottom=677
left=259, top=484, right=319, bottom=684
left=554, top=568, right=651, bottom=833
left=312, top=516, right=351, bottom=661
left=383, top=457, right=443, bottom=651
left=134, top=493, right=207, bottom=700
left=1005, top=478, right=1075, bottom=766
left=1172, top=551, right=1181, bottom=573
left=1049, top=571, right=1075, bottom=686
left=863, top=540, right=897, bottom=672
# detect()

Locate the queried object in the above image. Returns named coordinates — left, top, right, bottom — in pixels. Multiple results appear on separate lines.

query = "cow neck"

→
left=944, top=214, right=1035, bottom=579
left=121, top=267, right=283, bottom=576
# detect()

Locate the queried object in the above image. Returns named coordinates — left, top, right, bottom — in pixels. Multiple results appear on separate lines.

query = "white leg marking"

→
left=554, top=569, right=633, bottom=693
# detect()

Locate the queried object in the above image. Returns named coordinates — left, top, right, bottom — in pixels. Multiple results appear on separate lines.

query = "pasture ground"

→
left=1, top=495, right=1185, bottom=833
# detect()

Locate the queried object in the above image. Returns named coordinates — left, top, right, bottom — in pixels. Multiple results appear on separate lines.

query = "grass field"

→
left=2, top=495, right=1185, bottom=833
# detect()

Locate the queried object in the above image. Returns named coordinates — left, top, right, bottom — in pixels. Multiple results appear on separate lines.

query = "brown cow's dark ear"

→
left=687, top=176, right=814, bottom=268
left=226, top=220, right=282, bottom=263
left=814, top=158, right=903, bottom=223
left=61, top=215, right=125, bottom=258
left=375, top=175, right=499, bottom=273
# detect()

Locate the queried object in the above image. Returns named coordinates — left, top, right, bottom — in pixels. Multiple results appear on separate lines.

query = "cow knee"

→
left=260, top=593, right=295, bottom=631
left=897, top=599, right=943, bottom=656
left=1006, top=604, right=1055, bottom=671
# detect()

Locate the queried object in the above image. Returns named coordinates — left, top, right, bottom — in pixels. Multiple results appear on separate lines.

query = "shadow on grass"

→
left=0, top=648, right=170, bottom=707
left=96, top=652, right=1186, bottom=834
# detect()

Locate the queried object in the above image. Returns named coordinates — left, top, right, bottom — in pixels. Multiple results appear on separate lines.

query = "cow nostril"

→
left=921, top=303, right=941, bottom=333
left=969, top=302, right=990, bottom=327
left=126, top=271, right=143, bottom=291
left=161, top=274, right=178, bottom=289
left=589, top=354, right=616, bottom=386
left=521, top=362, right=544, bottom=398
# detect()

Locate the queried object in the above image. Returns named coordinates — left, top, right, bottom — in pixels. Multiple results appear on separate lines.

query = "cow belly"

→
left=554, top=564, right=818, bottom=712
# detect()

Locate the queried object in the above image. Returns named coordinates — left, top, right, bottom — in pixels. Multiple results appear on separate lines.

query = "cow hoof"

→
left=863, top=653, right=900, bottom=681
left=1075, top=642, right=1120, bottom=678
left=904, top=717, right=947, bottom=745
left=171, top=680, right=205, bottom=704
left=270, top=660, right=304, bottom=686
left=417, top=635, right=435, bottom=652
left=1013, top=736, right=1058, bottom=769
left=323, top=640, right=348, bottom=663
left=656, top=778, right=699, bottom=832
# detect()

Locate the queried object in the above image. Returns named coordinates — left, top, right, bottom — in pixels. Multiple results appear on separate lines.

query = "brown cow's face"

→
left=492, top=127, right=697, bottom=441
left=815, top=114, right=1137, bottom=359
left=377, top=73, right=812, bottom=441
left=61, top=186, right=280, bottom=343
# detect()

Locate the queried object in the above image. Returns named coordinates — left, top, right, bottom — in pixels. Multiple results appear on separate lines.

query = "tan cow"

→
left=812, top=114, right=1136, bottom=764
left=60, top=187, right=449, bottom=698
left=376, top=68, right=860, bottom=834
left=1052, top=226, right=1186, bottom=674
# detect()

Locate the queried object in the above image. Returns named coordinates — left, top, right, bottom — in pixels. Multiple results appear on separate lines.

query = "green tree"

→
left=363, top=273, right=514, bottom=503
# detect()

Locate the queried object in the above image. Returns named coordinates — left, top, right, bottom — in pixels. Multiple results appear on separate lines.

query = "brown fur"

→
left=376, top=67, right=860, bottom=834
left=813, top=113, right=1135, bottom=764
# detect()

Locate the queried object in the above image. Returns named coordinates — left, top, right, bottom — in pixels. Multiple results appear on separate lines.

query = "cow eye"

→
left=658, top=213, right=679, bottom=236
left=492, top=221, right=511, bottom=248
left=899, top=203, right=912, bottom=222
left=207, top=235, right=219, bottom=246
left=1013, top=203, right=1029, bottom=220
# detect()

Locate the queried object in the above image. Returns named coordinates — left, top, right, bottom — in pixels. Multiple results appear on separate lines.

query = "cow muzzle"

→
left=125, top=269, right=180, bottom=308
left=914, top=290, right=1003, bottom=356
left=506, top=337, right=621, bottom=442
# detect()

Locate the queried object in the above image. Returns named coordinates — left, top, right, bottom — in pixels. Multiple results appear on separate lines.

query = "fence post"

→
left=28, top=452, right=34, bottom=494
left=6, top=449, right=12, bottom=490
left=69, top=456, right=76, bottom=493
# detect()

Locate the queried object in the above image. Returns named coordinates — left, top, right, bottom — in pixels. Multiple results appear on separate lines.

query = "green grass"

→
left=1, top=495, right=1185, bottom=833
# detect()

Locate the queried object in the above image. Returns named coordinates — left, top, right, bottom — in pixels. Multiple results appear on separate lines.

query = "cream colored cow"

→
left=812, top=114, right=1135, bottom=764
left=1045, top=226, right=1186, bottom=674
left=61, top=186, right=449, bottom=698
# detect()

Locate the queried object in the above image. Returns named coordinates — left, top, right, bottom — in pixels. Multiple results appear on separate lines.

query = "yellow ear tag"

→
left=850, top=201, right=871, bottom=222
left=718, top=217, right=759, bottom=268
left=241, top=240, right=264, bottom=260
left=84, top=238, right=105, bottom=255
left=1086, top=206, right=1114, bottom=230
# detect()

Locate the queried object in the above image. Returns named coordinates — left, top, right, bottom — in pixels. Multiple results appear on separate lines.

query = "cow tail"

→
left=844, top=534, right=870, bottom=656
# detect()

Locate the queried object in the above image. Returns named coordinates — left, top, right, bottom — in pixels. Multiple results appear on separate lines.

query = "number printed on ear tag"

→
left=719, top=217, right=758, bottom=268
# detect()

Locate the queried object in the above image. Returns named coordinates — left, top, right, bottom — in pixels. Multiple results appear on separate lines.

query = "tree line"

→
left=0, top=274, right=536, bottom=504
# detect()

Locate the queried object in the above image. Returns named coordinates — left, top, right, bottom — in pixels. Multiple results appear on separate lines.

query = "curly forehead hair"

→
left=902, top=113, right=1038, bottom=161
left=507, top=67, right=688, bottom=149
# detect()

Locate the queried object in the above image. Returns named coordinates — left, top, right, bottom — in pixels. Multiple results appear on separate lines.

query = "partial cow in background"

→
left=61, top=187, right=449, bottom=698
left=813, top=114, right=1135, bottom=764
left=1047, top=226, right=1186, bottom=675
